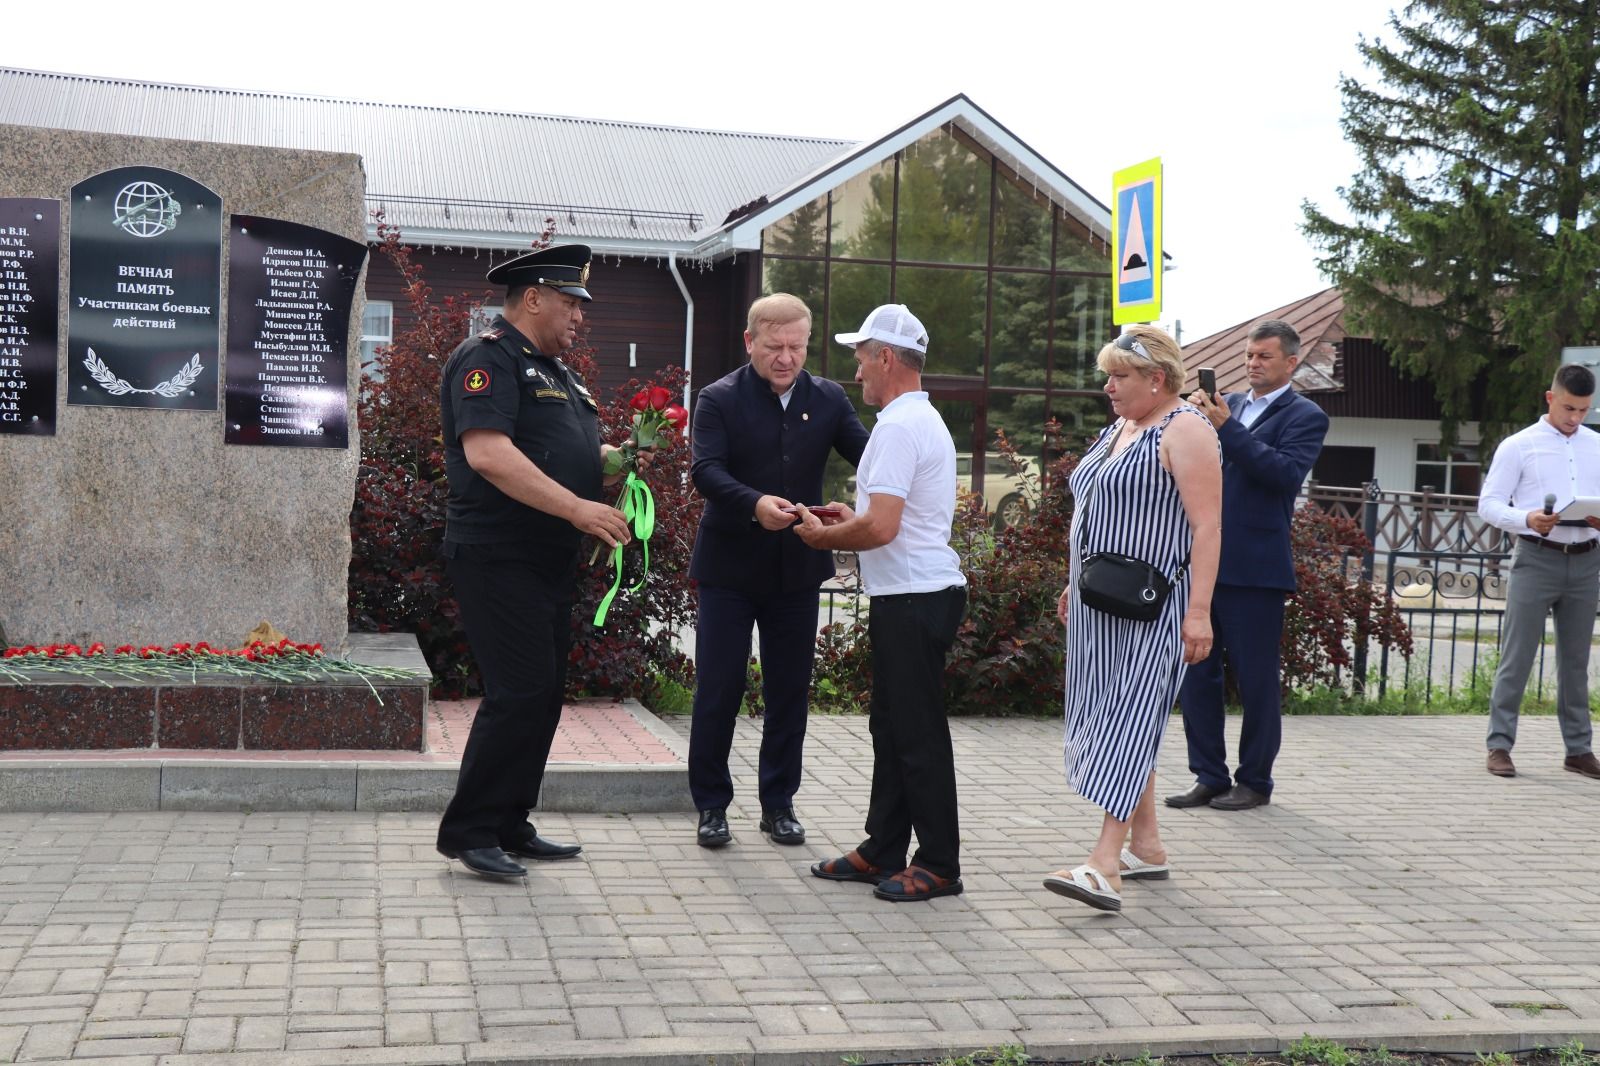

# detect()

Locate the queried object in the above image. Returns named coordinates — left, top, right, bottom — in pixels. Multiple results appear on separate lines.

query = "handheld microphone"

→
left=1545, top=493, right=1557, bottom=515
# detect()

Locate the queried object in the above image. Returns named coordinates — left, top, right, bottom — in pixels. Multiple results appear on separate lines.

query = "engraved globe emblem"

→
left=112, top=180, right=182, bottom=238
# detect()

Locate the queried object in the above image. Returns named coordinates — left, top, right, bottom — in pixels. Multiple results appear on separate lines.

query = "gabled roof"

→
left=1180, top=286, right=1346, bottom=394
left=690, top=93, right=1115, bottom=260
left=0, top=67, right=850, bottom=254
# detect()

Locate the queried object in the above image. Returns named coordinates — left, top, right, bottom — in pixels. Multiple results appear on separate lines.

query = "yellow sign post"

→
left=1111, top=157, right=1162, bottom=325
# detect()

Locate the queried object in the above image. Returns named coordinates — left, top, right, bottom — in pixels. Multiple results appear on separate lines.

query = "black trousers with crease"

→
left=437, top=541, right=574, bottom=853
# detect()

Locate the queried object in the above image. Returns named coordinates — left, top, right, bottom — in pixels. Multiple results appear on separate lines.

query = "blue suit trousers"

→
left=1177, top=583, right=1286, bottom=797
left=687, top=584, right=819, bottom=812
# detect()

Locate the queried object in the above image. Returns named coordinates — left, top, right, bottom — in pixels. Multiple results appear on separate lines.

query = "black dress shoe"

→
left=1209, top=784, right=1270, bottom=810
left=697, top=807, right=731, bottom=848
left=759, top=807, right=805, bottom=845
left=437, top=846, right=526, bottom=879
left=501, top=834, right=582, bottom=861
left=1165, top=782, right=1227, bottom=808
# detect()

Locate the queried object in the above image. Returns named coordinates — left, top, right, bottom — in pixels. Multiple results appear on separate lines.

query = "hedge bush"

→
left=349, top=221, right=697, bottom=700
left=810, top=428, right=1413, bottom=715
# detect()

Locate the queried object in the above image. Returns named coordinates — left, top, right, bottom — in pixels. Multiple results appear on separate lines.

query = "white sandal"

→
left=1119, top=847, right=1171, bottom=881
left=1042, top=864, right=1122, bottom=911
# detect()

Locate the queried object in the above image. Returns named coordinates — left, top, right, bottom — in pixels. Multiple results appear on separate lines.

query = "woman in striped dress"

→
left=1045, top=325, right=1221, bottom=913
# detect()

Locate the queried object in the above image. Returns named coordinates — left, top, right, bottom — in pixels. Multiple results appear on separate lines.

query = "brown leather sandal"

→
left=873, top=864, right=964, bottom=902
left=810, top=850, right=900, bottom=885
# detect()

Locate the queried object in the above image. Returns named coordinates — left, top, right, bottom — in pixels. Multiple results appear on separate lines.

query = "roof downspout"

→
left=667, top=251, right=694, bottom=409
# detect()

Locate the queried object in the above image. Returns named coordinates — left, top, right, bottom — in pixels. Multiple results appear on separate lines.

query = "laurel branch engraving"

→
left=83, top=348, right=204, bottom=398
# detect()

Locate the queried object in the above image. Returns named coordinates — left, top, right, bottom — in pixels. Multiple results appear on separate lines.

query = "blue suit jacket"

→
left=689, top=365, right=870, bottom=596
left=1215, top=389, right=1329, bottom=591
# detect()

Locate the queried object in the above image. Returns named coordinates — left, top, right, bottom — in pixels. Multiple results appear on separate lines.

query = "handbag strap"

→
left=1075, top=413, right=1191, bottom=580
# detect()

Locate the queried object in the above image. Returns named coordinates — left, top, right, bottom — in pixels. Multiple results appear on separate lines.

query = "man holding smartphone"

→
left=686, top=293, right=871, bottom=848
left=1173, top=319, right=1328, bottom=811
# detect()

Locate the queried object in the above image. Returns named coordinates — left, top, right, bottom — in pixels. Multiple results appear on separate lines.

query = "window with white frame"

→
left=360, top=300, right=393, bottom=370
left=469, top=305, right=503, bottom=337
left=1414, top=441, right=1482, bottom=496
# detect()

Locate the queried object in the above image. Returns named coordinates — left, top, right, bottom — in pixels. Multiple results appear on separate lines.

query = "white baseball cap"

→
left=833, top=304, right=929, bottom=354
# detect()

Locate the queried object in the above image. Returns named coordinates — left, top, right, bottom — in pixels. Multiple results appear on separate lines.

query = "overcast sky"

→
left=1, top=0, right=1402, bottom=344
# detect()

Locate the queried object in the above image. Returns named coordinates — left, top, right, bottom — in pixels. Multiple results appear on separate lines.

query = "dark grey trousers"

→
left=1486, top=538, right=1600, bottom=755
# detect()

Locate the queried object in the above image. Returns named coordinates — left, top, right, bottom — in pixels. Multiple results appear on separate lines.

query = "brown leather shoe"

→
left=1487, top=749, right=1516, bottom=777
left=1564, top=752, right=1600, bottom=779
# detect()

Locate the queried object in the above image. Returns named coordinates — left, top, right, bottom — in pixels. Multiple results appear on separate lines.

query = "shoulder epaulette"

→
left=478, top=327, right=505, bottom=340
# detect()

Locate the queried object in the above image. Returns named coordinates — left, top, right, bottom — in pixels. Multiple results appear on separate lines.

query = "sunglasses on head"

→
left=1114, top=333, right=1153, bottom=360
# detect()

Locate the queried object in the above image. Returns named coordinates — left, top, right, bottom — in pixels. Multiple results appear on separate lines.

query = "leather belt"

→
left=1519, top=534, right=1600, bottom=555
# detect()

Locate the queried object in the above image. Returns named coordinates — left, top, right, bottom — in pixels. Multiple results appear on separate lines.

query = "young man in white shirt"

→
left=793, top=304, right=968, bottom=902
left=1477, top=363, right=1600, bottom=779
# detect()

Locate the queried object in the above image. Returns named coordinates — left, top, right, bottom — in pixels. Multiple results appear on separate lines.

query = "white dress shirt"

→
left=1477, top=416, right=1600, bottom=544
left=1238, top=382, right=1293, bottom=429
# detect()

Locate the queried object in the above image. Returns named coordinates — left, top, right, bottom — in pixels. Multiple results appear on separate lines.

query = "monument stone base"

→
left=0, top=633, right=429, bottom=753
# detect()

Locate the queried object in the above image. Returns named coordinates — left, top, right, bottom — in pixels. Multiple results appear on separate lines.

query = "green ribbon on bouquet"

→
left=592, top=471, right=656, bottom=627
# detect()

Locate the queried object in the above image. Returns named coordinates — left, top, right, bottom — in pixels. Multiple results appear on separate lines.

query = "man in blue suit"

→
left=687, top=293, right=871, bottom=848
left=1170, top=320, right=1328, bottom=811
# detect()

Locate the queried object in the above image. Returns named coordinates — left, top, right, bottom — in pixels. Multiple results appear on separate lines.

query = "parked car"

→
left=843, top=452, right=1041, bottom=530
left=958, top=453, right=1040, bottom=530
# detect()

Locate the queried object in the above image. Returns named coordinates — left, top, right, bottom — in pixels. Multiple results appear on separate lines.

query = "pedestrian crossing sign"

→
left=1112, top=157, right=1162, bottom=325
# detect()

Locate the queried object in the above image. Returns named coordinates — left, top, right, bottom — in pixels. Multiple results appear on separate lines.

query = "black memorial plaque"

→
left=67, top=166, right=221, bottom=410
left=0, top=198, right=60, bottom=435
left=225, top=215, right=366, bottom=449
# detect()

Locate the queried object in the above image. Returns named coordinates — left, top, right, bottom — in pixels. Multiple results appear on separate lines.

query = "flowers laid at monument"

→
left=593, top=384, right=689, bottom=626
left=0, top=638, right=419, bottom=696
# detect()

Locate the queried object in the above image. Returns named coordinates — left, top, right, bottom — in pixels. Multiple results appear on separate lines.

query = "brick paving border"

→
left=1, top=713, right=1598, bottom=1064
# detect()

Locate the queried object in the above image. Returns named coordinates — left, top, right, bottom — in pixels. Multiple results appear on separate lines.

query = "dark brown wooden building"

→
left=1, top=69, right=1126, bottom=498
left=1179, top=287, right=1486, bottom=495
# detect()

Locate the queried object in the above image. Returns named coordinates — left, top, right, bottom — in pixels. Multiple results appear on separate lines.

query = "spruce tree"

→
left=1303, top=0, right=1600, bottom=442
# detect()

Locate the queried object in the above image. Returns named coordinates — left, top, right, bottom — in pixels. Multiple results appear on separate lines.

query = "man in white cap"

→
left=794, top=304, right=968, bottom=902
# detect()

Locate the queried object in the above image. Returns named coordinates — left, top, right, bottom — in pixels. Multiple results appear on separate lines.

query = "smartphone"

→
left=1197, top=367, right=1217, bottom=399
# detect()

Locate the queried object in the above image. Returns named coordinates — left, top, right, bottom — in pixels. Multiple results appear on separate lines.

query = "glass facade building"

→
left=759, top=123, right=1115, bottom=514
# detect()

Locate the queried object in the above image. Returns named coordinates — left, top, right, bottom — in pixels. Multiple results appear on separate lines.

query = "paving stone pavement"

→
left=2, top=712, right=1599, bottom=1065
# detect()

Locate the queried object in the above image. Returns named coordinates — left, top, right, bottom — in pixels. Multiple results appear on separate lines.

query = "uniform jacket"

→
left=689, top=364, right=869, bottom=596
left=1214, top=388, right=1329, bottom=591
left=438, top=316, right=602, bottom=554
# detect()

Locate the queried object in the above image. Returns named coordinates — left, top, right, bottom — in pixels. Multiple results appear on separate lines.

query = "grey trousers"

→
left=1487, top=539, right=1600, bottom=754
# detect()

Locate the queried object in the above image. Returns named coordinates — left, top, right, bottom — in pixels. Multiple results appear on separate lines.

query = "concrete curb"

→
left=0, top=698, right=692, bottom=813
left=22, top=1019, right=1597, bottom=1066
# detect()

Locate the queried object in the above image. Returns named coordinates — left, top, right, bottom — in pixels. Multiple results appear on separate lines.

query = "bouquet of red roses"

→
left=604, top=385, right=688, bottom=476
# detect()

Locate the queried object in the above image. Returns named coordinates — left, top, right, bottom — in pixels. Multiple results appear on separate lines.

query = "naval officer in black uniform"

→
left=435, top=244, right=633, bottom=880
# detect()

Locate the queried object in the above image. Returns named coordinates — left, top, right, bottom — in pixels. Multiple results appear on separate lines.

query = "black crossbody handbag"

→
left=1073, top=423, right=1189, bottom=622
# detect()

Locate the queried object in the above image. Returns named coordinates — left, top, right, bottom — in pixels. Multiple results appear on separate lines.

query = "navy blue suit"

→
left=1177, top=388, right=1328, bottom=797
left=687, top=365, right=870, bottom=812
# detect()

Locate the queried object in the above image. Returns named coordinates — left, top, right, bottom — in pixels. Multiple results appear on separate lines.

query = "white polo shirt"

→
left=856, top=391, right=966, bottom=596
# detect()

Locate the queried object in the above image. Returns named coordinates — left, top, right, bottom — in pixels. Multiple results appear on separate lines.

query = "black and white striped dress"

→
left=1063, top=404, right=1206, bottom=821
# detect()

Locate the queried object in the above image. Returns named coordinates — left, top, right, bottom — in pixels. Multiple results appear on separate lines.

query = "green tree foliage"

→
left=1302, top=1, right=1600, bottom=443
